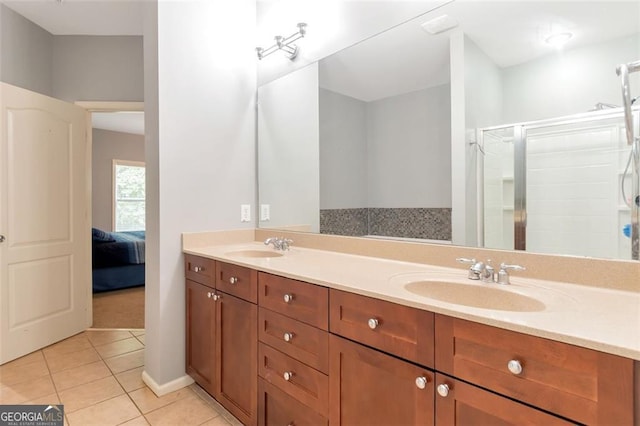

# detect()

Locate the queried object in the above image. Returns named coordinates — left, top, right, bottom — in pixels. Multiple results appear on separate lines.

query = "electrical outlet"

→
left=260, top=204, right=270, bottom=221
left=240, top=204, right=251, bottom=222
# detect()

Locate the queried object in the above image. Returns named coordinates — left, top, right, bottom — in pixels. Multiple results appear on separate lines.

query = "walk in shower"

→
left=479, top=108, right=639, bottom=260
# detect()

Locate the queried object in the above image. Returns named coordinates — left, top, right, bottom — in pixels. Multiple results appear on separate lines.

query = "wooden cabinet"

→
left=216, top=291, right=258, bottom=426
left=329, top=334, right=434, bottom=426
left=434, top=373, right=574, bottom=425
left=185, top=256, right=257, bottom=426
left=185, top=279, right=216, bottom=396
left=258, top=273, right=329, bottom=424
left=186, top=254, right=637, bottom=425
left=330, top=289, right=434, bottom=367
left=435, top=314, right=635, bottom=425
left=258, top=379, right=328, bottom=426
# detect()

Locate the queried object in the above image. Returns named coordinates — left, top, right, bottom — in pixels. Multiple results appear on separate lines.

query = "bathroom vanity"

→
left=183, top=231, right=639, bottom=425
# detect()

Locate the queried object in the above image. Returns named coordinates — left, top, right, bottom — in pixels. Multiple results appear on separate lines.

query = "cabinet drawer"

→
left=185, top=254, right=215, bottom=287
left=258, top=272, right=328, bottom=330
left=329, top=289, right=434, bottom=367
left=258, top=379, right=327, bottom=426
left=216, top=261, right=258, bottom=303
left=259, top=308, right=329, bottom=374
left=434, top=373, right=573, bottom=425
left=435, top=315, right=634, bottom=425
left=258, top=343, right=328, bottom=415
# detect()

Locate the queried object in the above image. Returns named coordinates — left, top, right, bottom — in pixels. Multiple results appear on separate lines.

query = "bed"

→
left=92, top=228, right=145, bottom=293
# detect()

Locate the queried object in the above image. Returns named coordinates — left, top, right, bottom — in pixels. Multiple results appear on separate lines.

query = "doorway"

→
left=79, top=102, right=146, bottom=329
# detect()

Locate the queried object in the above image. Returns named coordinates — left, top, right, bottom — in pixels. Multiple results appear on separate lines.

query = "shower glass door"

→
left=481, top=111, right=635, bottom=260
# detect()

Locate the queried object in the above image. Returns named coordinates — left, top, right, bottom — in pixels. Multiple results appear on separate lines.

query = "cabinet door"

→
left=434, top=374, right=574, bottom=425
left=329, top=334, right=434, bottom=426
left=216, top=292, right=258, bottom=426
left=185, top=279, right=216, bottom=396
left=259, top=378, right=328, bottom=426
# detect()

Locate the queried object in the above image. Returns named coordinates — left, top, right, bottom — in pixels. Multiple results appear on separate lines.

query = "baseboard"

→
left=142, top=370, right=194, bottom=397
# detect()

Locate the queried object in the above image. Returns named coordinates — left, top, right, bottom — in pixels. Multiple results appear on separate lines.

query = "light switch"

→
left=260, top=204, right=270, bottom=221
left=240, top=204, right=251, bottom=222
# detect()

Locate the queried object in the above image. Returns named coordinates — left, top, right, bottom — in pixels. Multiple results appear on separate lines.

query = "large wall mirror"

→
left=257, top=0, right=640, bottom=261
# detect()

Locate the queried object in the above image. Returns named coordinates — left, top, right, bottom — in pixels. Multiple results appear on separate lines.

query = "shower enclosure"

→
left=479, top=107, right=639, bottom=260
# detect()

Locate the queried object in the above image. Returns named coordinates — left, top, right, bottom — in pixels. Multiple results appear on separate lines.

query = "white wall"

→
left=319, top=88, right=367, bottom=210
left=52, top=36, right=144, bottom=102
left=143, top=0, right=256, bottom=391
left=502, top=33, right=640, bottom=124
left=91, top=129, right=145, bottom=231
left=259, top=64, right=320, bottom=231
left=0, top=4, right=53, bottom=96
left=367, top=84, right=451, bottom=208
left=463, top=36, right=503, bottom=246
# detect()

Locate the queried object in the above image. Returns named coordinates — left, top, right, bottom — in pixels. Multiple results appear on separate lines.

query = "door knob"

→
left=0, top=235, right=5, bottom=243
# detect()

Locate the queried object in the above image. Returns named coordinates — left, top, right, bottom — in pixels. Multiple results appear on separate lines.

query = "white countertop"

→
left=184, top=241, right=640, bottom=360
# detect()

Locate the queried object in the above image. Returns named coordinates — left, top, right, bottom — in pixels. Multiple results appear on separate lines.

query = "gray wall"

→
left=53, top=36, right=143, bottom=102
left=367, top=84, right=452, bottom=208
left=319, top=88, right=367, bottom=210
left=0, top=4, right=53, bottom=96
left=0, top=4, right=143, bottom=102
left=502, top=33, right=640, bottom=124
left=92, top=129, right=145, bottom=232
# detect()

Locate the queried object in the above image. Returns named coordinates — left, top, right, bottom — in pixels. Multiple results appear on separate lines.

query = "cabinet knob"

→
left=207, top=292, right=212, bottom=298
left=213, top=294, right=222, bottom=301
left=229, top=276, right=238, bottom=284
left=367, top=318, right=379, bottom=330
left=507, top=359, right=523, bottom=375
left=437, top=383, right=450, bottom=397
left=283, top=332, right=294, bottom=342
left=283, top=371, right=294, bottom=381
left=283, top=293, right=294, bottom=303
left=0, top=234, right=6, bottom=243
left=415, top=376, right=428, bottom=389
left=193, top=266, right=203, bottom=273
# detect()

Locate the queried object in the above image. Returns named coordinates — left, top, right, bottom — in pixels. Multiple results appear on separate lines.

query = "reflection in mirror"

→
left=258, top=1, right=640, bottom=261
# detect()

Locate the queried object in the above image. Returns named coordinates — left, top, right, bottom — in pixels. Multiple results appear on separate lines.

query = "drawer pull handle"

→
left=229, top=276, right=238, bottom=284
left=437, top=383, right=450, bottom=397
left=213, top=294, right=222, bottom=301
left=283, top=332, right=294, bottom=342
left=415, top=376, right=428, bottom=389
left=193, top=266, right=204, bottom=273
left=367, top=318, right=379, bottom=330
left=283, top=293, right=294, bottom=303
left=283, top=371, right=294, bottom=381
left=507, top=359, right=523, bottom=375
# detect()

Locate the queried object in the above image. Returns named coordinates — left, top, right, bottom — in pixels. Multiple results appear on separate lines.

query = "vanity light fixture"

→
left=256, top=23, right=307, bottom=61
left=545, top=32, right=573, bottom=49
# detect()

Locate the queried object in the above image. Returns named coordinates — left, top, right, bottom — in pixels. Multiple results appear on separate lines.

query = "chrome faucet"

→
left=264, top=237, right=293, bottom=251
left=457, top=258, right=525, bottom=284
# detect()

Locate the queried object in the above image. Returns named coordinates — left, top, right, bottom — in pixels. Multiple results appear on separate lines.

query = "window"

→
left=113, top=160, right=145, bottom=231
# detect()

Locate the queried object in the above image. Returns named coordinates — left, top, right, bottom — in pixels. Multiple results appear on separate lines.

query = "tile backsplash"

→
left=320, top=208, right=451, bottom=240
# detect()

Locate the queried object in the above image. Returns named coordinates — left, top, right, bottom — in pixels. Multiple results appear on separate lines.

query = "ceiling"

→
left=319, top=1, right=640, bottom=101
left=92, top=112, right=145, bottom=135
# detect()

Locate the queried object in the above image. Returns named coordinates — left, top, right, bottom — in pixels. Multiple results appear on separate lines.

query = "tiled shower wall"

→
left=320, top=208, right=451, bottom=241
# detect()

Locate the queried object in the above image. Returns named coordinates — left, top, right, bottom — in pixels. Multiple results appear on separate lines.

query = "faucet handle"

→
left=456, top=257, right=476, bottom=265
left=497, top=263, right=526, bottom=285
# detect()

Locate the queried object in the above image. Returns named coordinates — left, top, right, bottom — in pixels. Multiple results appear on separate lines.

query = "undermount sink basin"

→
left=404, top=280, right=546, bottom=312
left=225, top=249, right=284, bottom=258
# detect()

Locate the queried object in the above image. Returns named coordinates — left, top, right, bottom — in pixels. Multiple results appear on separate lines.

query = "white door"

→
left=0, top=83, right=91, bottom=364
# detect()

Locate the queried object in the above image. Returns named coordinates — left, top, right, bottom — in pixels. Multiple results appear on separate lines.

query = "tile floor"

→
left=0, top=329, right=242, bottom=426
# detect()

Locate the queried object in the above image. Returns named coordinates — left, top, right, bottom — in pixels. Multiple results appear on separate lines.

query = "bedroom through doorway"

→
left=83, top=102, right=146, bottom=329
